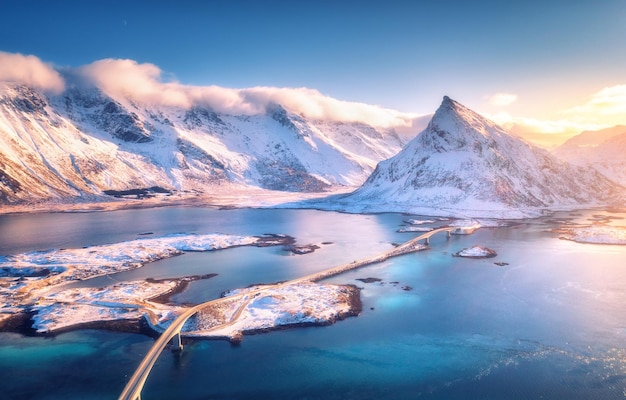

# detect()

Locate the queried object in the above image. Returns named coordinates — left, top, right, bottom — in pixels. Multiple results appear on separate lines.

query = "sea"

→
left=0, top=207, right=625, bottom=399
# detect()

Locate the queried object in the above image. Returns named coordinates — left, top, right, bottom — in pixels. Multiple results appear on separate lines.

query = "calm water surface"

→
left=0, top=207, right=625, bottom=399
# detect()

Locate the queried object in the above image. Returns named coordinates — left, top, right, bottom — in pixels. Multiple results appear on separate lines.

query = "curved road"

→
left=119, top=225, right=475, bottom=400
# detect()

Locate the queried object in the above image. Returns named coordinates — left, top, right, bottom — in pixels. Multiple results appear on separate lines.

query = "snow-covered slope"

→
left=0, top=83, right=412, bottom=204
left=339, top=97, right=622, bottom=218
left=554, top=126, right=626, bottom=186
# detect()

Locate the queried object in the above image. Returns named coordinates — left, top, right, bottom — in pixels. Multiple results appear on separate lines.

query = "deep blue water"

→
left=1, top=207, right=625, bottom=399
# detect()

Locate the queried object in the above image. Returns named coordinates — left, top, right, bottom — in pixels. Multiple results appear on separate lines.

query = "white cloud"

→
left=76, top=58, right=418, bottom=128
left=485, top=112, right=611, bottom=148
left=564, top=84, right=626, bottom=118
left=77, top=59, right=191, bottom=108
left=485, top=93, right=518, bottom=107
left=0, top=52, right=65, bottom=93
left=486, top=85, right=626, bottom=144
left=490, top=112, right=605, bottom=134
left=239, top=86, right=417, bottom=128
left=0, top=52, right=419, bottom=128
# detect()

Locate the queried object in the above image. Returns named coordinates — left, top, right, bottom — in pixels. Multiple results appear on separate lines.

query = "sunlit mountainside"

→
left=0, top=82, right=424, bottom=204
left=0, top=55, right=624, bottom=215
left=327, top=97, right=623, bottom=218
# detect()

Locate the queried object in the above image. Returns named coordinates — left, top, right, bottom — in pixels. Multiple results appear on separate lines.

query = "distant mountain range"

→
left=0, top=83, right=419, bottom=204
left=326, top=97, right=622, bottom=218
left=554, top=125, right=626, bottom=186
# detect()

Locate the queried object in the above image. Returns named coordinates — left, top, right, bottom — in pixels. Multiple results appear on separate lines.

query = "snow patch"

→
left=0, top=233, right=260, bottom=328
left=557, top=226, right=626, bottom=245
left=454, top=246, right=497, bottom=258
left=30, top=281, right=182, bottom=333
left=185, top=282, right=360, bottom=341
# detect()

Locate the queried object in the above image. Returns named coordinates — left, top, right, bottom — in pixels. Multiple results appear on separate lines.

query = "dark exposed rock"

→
left=356, top=277, right=382, bottom=283
left=103, top=186, right=171, bottom=198
left=8, top=86, right=48, bottom=115
left=183, top=107, right=226, bottom=129
left=64, top=89, right=152, bottom=143
left=255, top=157, right=330, bottom=192
left=283, top=244, right=320, bottom=255
left=176, top=138, right=227, bottom=173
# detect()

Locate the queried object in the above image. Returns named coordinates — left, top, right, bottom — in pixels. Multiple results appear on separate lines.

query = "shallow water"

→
left=1, top=207, right=625, bottom=399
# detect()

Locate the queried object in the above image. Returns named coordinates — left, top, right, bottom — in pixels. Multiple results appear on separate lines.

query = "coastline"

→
left=0, top=274, right=219, bottom=337
left=0, top=187, right=353, bottom=216
left=0, top=274, right=364, bottom=342
left=226, top=284, right=362, bottom=344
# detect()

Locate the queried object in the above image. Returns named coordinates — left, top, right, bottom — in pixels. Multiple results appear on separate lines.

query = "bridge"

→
left=119, top=224, right=477, bottom=400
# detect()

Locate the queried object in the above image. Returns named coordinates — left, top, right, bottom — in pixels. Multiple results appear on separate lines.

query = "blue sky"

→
left=1, top=0, right=626, bottom=137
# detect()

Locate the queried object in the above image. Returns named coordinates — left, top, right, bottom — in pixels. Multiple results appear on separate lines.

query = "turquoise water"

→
left=1, top=208, right=625, bottom=399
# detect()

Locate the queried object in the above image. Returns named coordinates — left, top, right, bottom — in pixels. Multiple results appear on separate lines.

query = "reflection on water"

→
left=1, top=207, right=626, bottom=399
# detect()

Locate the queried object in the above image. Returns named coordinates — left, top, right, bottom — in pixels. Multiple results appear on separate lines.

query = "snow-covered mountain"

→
left=338, top=96, right=622, bottom=218
left=554, top=125, right=626, bottom=186
left=0, top=82, right=415, bottom=204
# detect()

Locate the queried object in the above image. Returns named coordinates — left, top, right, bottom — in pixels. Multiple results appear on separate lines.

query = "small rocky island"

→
left=454, top=246, right=497, bottom=258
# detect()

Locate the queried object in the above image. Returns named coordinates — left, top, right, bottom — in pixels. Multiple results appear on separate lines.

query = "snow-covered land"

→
left=1, top=232, right=362, bottom=339
left=28, top=280, right=361, bottom=340
left=0, top=233, right=266, bottom=327
left=184, top=282, right=360, bottom=342
left=308, top=97, right=621, bottom=219
left=454, top=246, right=497, bottom=258
left=395, top=218, right=484, bottom=234
left=0, top=82, right=420, bottom=205
left=1, top=233, right=258, bottom=283
left=30, top=281, right=183, bottom=333
left=405, top=219, right=436, bottom=225
left=557, top=226, right=626, bottom=245
left=398, top=226, right=433, bottom=233
left=397, top=218, right=437, bottom=233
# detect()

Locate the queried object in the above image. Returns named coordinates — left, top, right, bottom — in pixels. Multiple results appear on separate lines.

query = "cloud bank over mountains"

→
left=1, top=51, right=625, bottom=139
left=0, top=52, right=65, bottom=93
left=0, top=51, right=417, bottom=129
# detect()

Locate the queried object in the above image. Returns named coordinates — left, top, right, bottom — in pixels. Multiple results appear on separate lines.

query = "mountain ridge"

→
left=330, top=96, right=622, bottom=218
left=0, top=82, right=416, bottom=204
left=554, top=125, right=626, bottom=186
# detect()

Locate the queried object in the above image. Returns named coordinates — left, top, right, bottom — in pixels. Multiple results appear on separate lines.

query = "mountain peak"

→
left=435, top=95, right=458, bottom=115
left=345, top=98, right=620, bottom=217
left=432, top=96, right=485, bottom=126
left=417, top=96, right=501, bottom=153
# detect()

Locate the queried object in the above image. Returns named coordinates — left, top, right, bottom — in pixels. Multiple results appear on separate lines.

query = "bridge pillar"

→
left=447, top=231, right=451, bottom=239
left=171, top=333, right=184, bottom=352
left=424, top=237, right=430, bottom=245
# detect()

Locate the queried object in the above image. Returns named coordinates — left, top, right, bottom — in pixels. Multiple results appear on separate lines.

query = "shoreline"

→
left=146, top=274, right=219, bottom=304
left=0, top=274, right=364, bottom=342
left=0, top=188, right=354, bottom=216
left=0, top=274, right=220, bottom=337
left=189, top=283, right=363, bottom=345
